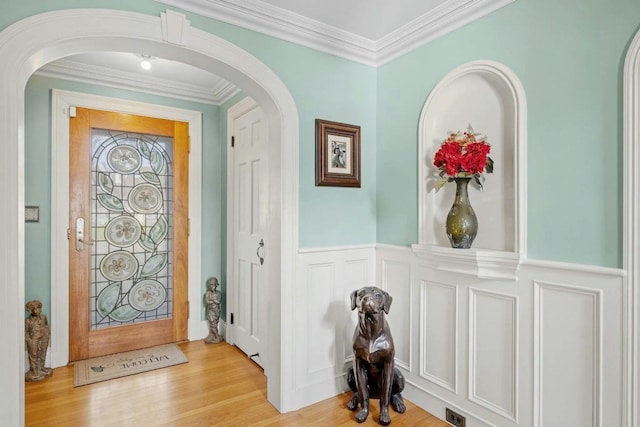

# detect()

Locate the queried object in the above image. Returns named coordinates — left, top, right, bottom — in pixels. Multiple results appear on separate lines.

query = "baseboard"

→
left=403, top=380, right=494, bottom=427
left=295, top=373, right=350, bottom=410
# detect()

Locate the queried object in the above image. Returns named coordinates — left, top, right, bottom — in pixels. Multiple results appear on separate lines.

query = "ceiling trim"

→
left=155, top=0, right=515, bottom=66
left=34, top=0, right=515, bottom=102
left=157, top=0, right=378, bottom=65
left=36, top=59, right=240, bottom=106
left=376, top=0, right=515, bottom=65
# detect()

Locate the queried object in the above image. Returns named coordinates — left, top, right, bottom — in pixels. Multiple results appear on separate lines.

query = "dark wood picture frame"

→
left=315, top=119, right=361, bottom=187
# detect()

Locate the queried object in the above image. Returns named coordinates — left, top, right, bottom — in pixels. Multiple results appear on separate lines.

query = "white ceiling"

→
left=37, top=0, right=514, bottom=105
left=258, top=0, right=450, bottom=41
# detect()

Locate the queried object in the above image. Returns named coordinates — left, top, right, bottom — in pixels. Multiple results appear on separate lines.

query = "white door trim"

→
left=50, top=89, right=204, bottom=367
left=0, top=8, right=299, bottom=424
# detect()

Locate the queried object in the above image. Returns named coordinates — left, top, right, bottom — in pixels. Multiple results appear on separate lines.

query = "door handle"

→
left=256, top=239, right=264, bottom=266
left=76, top=217, right=93, bottom=251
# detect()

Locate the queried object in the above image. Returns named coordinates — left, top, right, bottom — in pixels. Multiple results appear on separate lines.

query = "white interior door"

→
left=228, top=97, right=268, bottom=367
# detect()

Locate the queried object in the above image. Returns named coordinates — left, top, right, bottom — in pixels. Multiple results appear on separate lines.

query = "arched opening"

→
left=0, top=9, right=299, bottom=424
left=623, top=26, right=640, bottom=427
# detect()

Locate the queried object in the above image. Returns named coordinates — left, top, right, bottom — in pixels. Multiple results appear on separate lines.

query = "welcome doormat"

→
left=74, top=343, right=188, bottom=387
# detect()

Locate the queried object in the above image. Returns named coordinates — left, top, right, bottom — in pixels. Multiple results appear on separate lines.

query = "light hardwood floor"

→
left=26, top=340, right=449, bottom=426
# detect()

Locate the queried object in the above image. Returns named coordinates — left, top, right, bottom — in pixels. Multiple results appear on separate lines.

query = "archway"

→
left=0, top=8, right=299, bottom=424
left=623, top=26, right=640, bottom=427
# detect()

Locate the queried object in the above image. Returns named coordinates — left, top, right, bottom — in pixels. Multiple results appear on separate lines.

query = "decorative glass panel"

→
left=90, top=129, right=173, bottom=330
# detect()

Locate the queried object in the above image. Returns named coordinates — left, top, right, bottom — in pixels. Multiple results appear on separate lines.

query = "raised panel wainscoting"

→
left=291, top=244, right=623, bottom=426
left=377, top=244, right=624, bottom=427
left=294, top=245, right=377, bottom=409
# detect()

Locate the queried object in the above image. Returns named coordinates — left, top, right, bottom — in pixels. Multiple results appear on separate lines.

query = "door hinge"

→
left=231, top=136, right=235, bottom=147
left=187, top=218, right=190, bottom=236
left=187, top=301, right=190, bottom=319
left=66, top=228, right=71, bottom=240
left=188, top=136, right=191, bottom=154
left=230, top=312, right=234, bottom=325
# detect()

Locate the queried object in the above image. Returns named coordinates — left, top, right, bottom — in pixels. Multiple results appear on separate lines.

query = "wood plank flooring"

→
left=26, top=340, right=449, bottom=426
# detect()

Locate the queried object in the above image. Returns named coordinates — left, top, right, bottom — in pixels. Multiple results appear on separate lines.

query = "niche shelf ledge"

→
left=411, top=244, right=522, bottom=280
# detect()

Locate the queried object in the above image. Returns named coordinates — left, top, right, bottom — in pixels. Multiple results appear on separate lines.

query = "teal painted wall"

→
left=377, top=0, right=640, bottom=268
left=159, top=10, right=378, bottom=248
left=6, top=0, right=637, bottom=300
left=24, top=75, right=223, bottom=319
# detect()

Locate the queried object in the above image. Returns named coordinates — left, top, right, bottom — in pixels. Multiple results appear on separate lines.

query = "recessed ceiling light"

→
left=139, top=54, right=153, bottom=71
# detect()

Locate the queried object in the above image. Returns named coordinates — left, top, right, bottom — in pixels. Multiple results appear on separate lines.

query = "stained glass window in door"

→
left=89, top=129, right=174, bottom=330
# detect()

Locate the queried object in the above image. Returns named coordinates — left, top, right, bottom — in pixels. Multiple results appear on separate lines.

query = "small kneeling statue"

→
left=25, top=300, right=52, bottom=381
left=204, top=277, right=223, bottom=344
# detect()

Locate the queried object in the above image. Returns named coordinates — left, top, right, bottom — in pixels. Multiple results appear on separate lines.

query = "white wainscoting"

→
left=469, top=288, right=519, bottom=422
left=380, top=253, right=413, bottom=371
left=294, top=245, right=376, bottom=409
left=421, top=280, right=458, bottom=393
left=377, top=244, right=625, bottom=427
left=291, top=244, right=625, bottom=425
left=533, top=280, right=602, bottom=427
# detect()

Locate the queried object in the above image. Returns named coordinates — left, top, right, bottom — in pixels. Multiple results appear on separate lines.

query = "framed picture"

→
left=315, top=119, right=361, bottom=187
left=25, top=206, right=40, bottom=223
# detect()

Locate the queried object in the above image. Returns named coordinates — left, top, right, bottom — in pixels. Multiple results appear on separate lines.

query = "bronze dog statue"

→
left=347, top=286, right=406, bottom=425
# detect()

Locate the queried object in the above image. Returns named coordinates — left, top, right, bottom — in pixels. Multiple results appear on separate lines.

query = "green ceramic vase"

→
left=446, top=177, right=478, bottom=249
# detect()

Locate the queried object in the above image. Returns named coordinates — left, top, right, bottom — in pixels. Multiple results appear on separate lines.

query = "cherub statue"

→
left=204, top=277, right=223, bottom=344
left=25, top=300, right=52, bottom=381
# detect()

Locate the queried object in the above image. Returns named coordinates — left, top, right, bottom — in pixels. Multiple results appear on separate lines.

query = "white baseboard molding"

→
left=403, top=380, right=494, bottom=427
left=295, top=373, right=350, bottom=410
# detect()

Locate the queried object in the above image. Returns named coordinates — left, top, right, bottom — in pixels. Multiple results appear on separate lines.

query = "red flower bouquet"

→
left=433, top=125, right=494, bottom=190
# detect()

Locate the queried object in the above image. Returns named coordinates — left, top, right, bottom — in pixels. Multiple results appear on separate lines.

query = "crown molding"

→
left=35, top=59, right=240, bottom=106
left=31, top=0, right=516, bottom=107
left=157, top=0, right=378, bottom=65
left=376, top=0, right=515, bottom=65
left=155, top=0, right=514, bottom=66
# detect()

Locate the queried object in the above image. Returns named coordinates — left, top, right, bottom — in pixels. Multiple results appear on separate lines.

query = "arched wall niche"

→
left=0, top=8, right=299, bottom=424
left=623, top=26, right=640, bottom=427
left=414, top=60, right=527, bottom=278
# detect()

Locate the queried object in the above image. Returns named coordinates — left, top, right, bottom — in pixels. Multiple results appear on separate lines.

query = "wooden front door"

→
left=69, top=107, right=189, bottom=361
